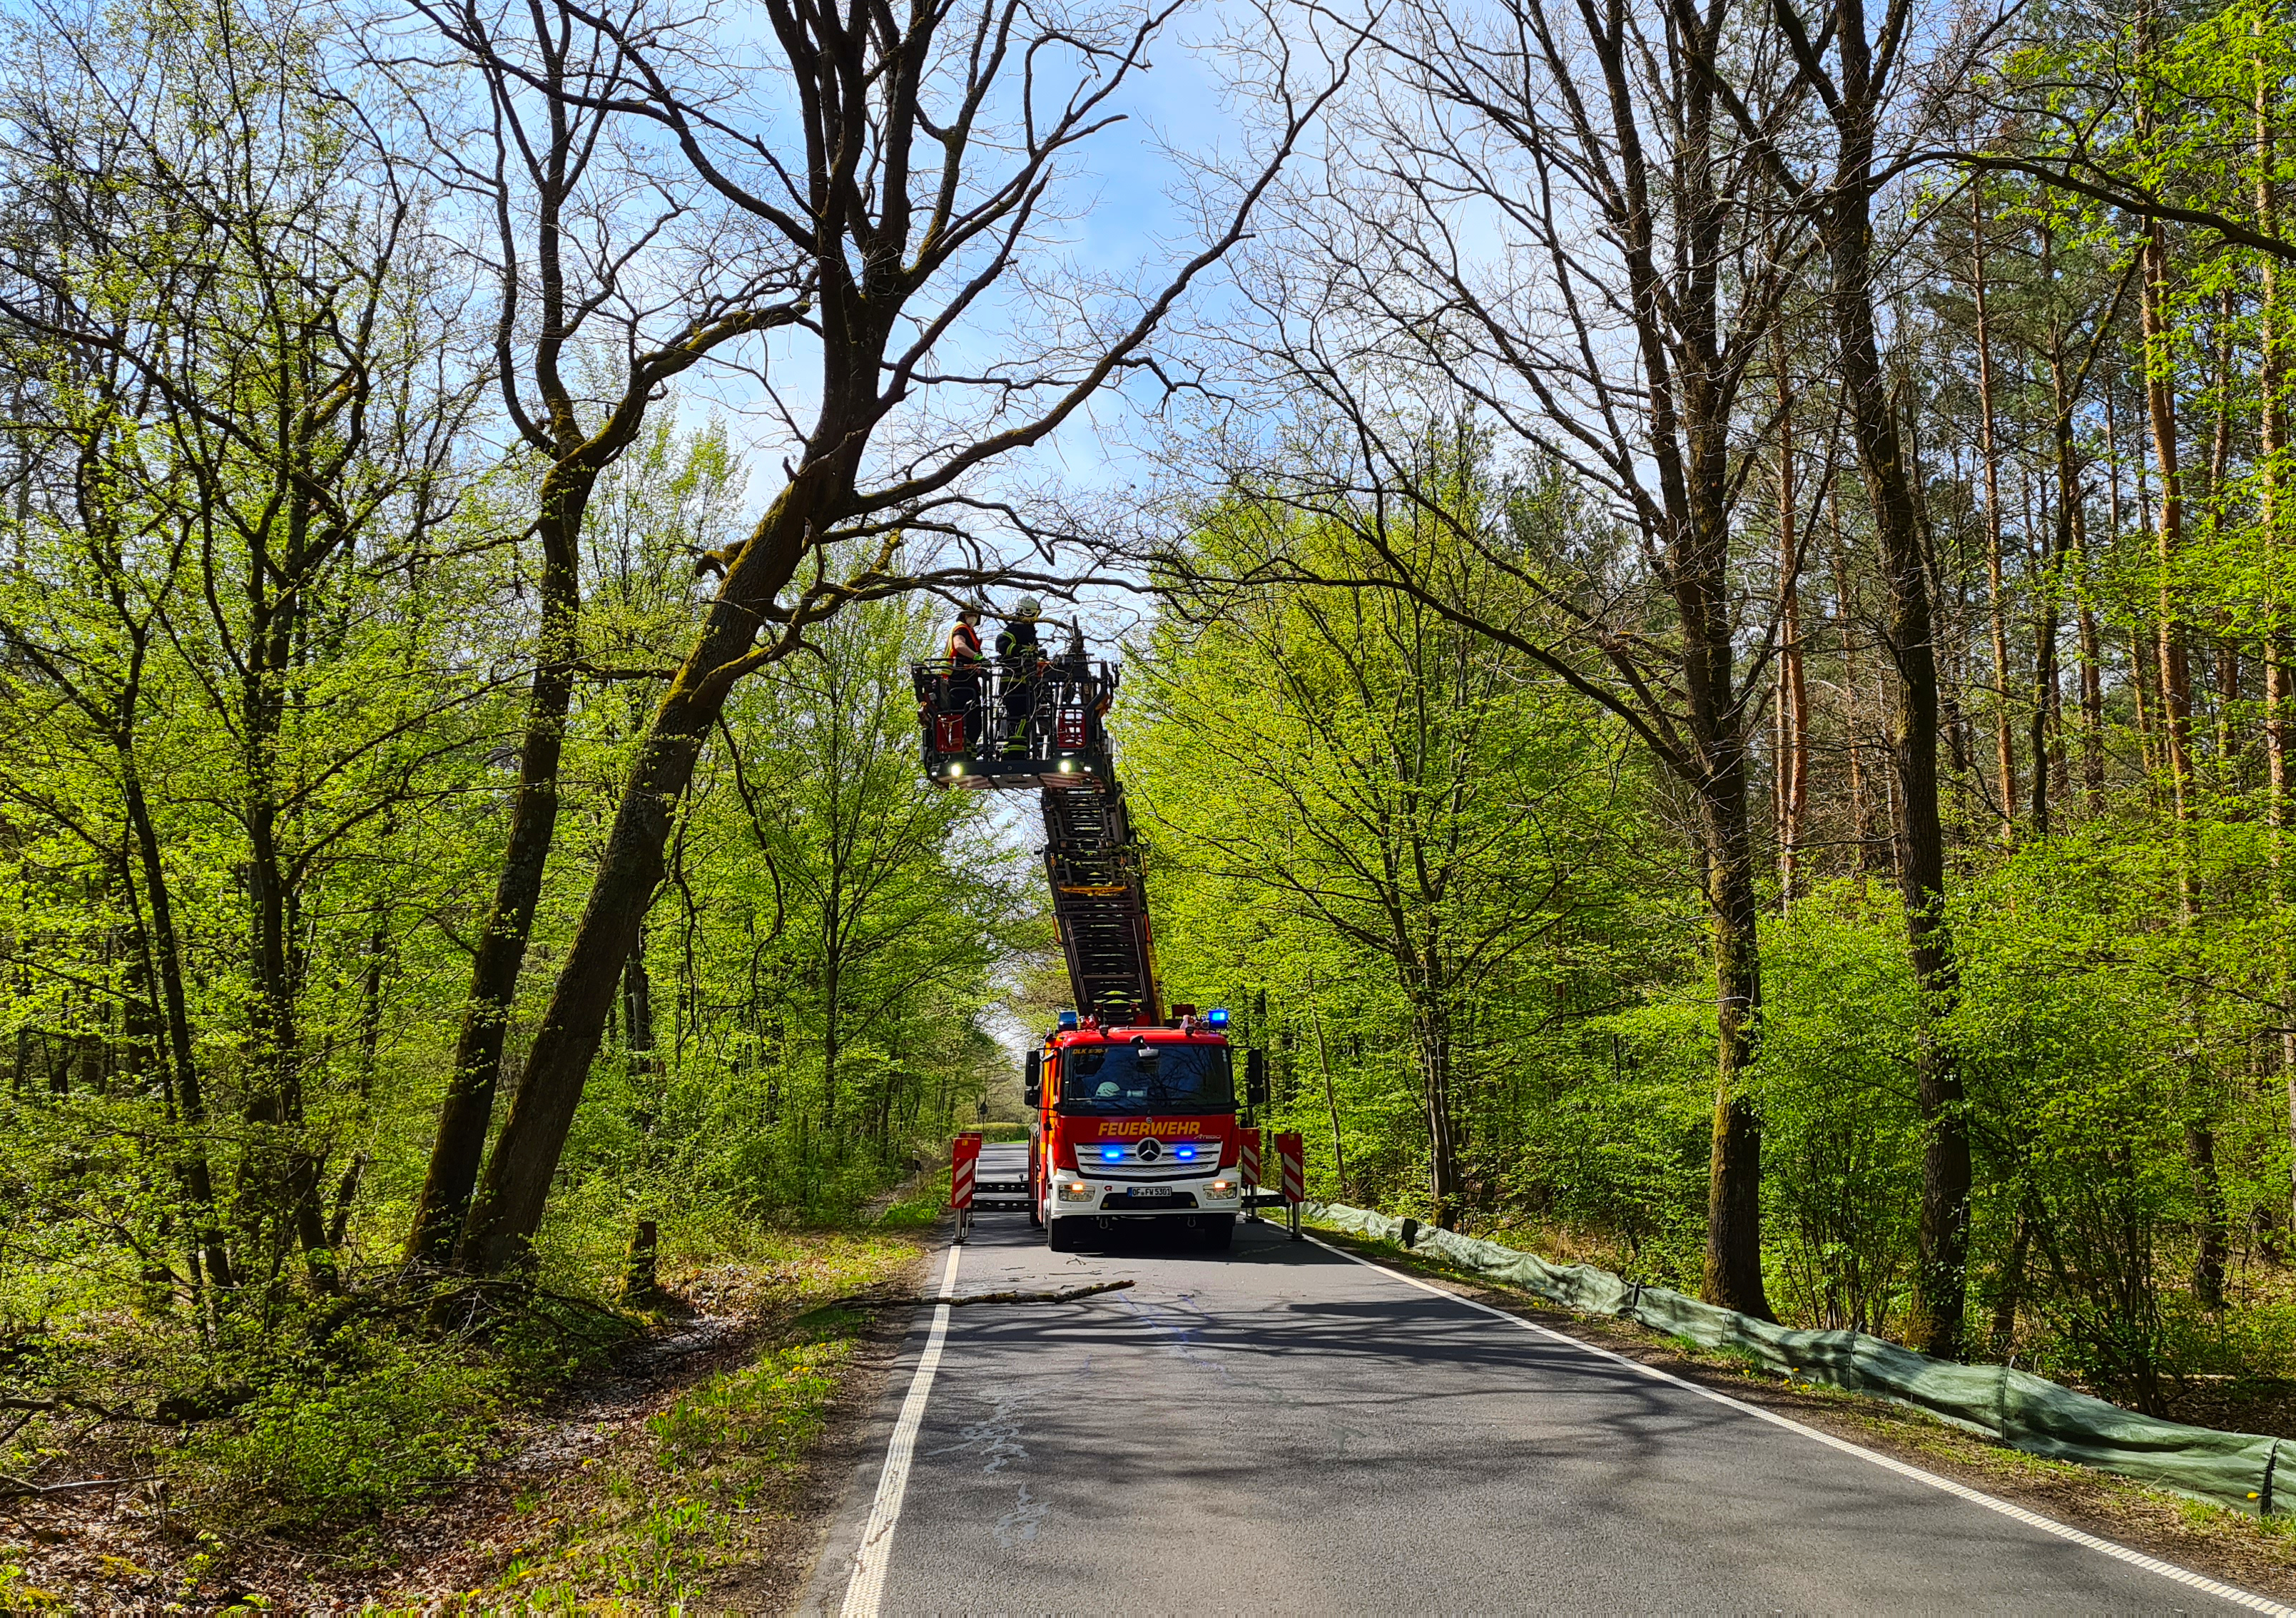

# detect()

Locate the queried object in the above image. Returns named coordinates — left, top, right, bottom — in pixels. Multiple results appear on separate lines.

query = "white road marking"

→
left=1304, top=1231, right=2295, bottom=1617
left=840, top=1241, right=964, bottom=1618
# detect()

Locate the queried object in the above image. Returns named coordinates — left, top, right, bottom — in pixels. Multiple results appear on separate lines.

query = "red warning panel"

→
left=950, top=1132, right=982, bottom=1210
left=1276, top=1131, right=1306, bottom=1204
left=1239, top=1127, right=1262, bottom=1190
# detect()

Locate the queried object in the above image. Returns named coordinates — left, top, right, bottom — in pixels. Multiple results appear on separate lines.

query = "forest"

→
left=3, top=0, right=2295, bottom=1575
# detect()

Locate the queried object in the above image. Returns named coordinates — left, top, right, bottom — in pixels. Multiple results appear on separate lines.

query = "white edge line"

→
left=1302, top=1231, right=2295, bottom=1617
left=839, top=1241, right=964, bottom=1618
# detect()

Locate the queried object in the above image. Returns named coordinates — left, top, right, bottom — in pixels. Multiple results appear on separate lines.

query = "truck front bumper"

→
left=1052, top=1176, right=1240, bottom=1216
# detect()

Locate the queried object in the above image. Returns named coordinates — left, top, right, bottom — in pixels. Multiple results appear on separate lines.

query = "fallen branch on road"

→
left=816, top=1278, right=1135, bottom=1313
left=943, top=1280, right=1134, bottom=1307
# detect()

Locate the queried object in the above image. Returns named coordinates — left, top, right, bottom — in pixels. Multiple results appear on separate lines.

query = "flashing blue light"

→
left=1057, top=1009, right=1080, bottom=1032
left=1206, top=1007, right=1230, bottom=1027
left=1175, top=1146, right=1197, bottom=1161
left=1099, top=1145, right=1124, bottom=1163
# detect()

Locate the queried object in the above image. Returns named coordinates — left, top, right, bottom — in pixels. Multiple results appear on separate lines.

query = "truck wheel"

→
left=1046, top=1216, right=1078, bottom=1252
left=1200, top=1214, right=1234, bottom=1251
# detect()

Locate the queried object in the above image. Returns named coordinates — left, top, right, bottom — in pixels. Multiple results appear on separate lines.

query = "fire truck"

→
left=913, top=620, right=1267, bottom=1250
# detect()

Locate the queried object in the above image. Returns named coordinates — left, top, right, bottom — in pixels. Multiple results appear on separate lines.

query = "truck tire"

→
left=1200, top=1214, right=1234, bottom=1251
left=1046, top=1216, right=1079, bottom=1252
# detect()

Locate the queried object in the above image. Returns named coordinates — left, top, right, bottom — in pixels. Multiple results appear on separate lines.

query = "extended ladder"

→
left=912, top=648, right=1162, bottom=1022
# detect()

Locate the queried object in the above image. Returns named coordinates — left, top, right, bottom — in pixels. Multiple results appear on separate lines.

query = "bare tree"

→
left=1165, top=0, right=1808, bottom=1308
left=1692, top=0, right=1997, bottom=1354
left=451, top=0, right=1345, bottom=1271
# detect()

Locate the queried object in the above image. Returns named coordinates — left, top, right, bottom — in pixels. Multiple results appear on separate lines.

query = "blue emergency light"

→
left=1175, top=1146, right=1197, bottom=1161
left=1100, top=1144, right=1124, bottom=1162
left=1057, top=1009, right=1079, bottom=1032
left=1206, top=1007, right=1229, bottom=1028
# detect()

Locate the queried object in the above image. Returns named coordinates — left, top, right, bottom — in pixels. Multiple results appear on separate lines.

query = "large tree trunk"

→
left=1704, top=788, right=1769, bottom=1317
left=459, top=471, right=835, bottom=1273
left=1827, top=179, right=1969, bottom=1360
left=405, top=466, right=587, bottom=1266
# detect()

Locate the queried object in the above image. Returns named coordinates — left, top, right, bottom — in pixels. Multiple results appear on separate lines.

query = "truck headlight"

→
left=1209, top=1179, right=1235, bottom=1198
left=1058, top=1179, right=1094, bottom=1201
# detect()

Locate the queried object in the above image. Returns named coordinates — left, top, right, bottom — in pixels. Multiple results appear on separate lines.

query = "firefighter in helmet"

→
left=947, top=600, right=987, bottom=752
left=997, top=596, right=1048, bottom=756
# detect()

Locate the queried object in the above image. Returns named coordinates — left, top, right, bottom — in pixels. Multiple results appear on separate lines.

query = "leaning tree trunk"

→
left=459, top=468, right=837, bottom=1273
left=406, top=466, right=587, bottom=1267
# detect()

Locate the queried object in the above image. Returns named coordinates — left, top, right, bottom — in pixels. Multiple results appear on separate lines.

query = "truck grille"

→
left=1082, top=1138, right=1215, bottom=1181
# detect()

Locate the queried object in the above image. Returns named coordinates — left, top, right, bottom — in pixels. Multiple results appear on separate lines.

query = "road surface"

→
left=807, top=1189, right=2282, bottom=1614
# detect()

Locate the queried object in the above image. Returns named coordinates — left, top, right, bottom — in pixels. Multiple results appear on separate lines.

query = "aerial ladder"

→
left=913, top=622, right=1293, bottom=1248
left=910, top=636, right=1163, bottom=1026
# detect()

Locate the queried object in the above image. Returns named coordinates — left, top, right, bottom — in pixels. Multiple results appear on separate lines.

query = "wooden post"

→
left=621, top=1218, right=661, bottom=1305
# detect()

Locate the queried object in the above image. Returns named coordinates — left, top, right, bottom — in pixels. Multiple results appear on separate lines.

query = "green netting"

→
left=1304, top=1201, right=2285, bottom=1513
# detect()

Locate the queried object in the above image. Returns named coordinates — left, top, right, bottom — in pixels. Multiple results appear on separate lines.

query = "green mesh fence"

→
left=1304, top=1201, right=2285, bottom=1514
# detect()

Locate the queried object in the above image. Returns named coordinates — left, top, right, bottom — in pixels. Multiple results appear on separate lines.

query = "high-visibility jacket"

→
left=949, top=620, right=983, bottom=666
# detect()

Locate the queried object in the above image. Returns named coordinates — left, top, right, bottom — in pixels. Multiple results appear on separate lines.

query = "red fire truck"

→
left=914, top=621, right=1268, bottom=1249
left=1022, top=1011, right=1267, bottom=1249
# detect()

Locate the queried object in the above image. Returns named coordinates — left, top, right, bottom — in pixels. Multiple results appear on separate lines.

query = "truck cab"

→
left=1025, top=1011, right=1266, bottom=1251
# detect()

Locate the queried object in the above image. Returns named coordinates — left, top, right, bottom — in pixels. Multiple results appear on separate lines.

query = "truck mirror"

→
left=1246, top=1049, right=1269, bottom=1107
left=1024, top=1049, right=1042, bottom=1108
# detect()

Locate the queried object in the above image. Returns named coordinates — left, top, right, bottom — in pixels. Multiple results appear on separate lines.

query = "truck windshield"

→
left=1057, top=1044, right=1233, bottom=1115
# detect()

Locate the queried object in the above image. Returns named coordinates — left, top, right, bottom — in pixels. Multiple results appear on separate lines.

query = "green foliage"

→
left=1133, top=449, right=1695, bottom=1231
left=1755, top=887, right=1924, bottom=1334
left=471, top=1239, right=910, bottom=1614
left=165, top=1336, right=509, bottom=1528
left=0, top=0, right=1006, bottom=1530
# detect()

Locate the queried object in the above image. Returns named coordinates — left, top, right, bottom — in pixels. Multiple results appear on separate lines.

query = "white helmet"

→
left=1013, top=596, right=1042, bottom=619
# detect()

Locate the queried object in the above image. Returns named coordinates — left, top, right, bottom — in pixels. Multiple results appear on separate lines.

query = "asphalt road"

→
left=806, top=1204, right=2281, bottom=1615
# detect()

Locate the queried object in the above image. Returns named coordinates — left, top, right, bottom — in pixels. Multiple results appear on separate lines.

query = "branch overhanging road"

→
left=808, top=1159, right=2282, bottom=1614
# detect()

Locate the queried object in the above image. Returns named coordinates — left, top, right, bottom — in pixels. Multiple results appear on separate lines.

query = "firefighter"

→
left=997, top=596, right=1047, bottom=756
left=947, top=600, right=987, bottom=752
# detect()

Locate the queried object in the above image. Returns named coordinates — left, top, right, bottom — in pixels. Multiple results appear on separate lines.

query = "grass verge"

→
left=1, top=1212, right=938, bottom=1614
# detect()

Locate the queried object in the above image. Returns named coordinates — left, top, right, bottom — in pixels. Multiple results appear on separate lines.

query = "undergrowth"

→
left=428, top=1277, right=904, bottom=1612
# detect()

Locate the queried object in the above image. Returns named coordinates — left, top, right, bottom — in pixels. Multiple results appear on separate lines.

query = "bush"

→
left=165, top=1333, right=508, bottom=1529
